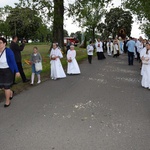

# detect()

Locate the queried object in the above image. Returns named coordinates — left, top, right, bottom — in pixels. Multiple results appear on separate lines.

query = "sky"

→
left=0, top=0, right=145, bottom=38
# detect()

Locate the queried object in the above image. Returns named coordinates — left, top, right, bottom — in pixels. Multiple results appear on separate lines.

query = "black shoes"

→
left=10, top=90, right=14, bottom=100
left=4, top=102, right=11, bottom=108
left=23, top=79, right=30, bottom=83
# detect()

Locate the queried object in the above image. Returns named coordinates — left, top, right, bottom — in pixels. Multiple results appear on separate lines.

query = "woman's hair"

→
left=0, top=37, right=7, bottom=44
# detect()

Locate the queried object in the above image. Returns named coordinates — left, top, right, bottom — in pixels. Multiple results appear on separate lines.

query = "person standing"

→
left=30, top=47, right=42, bottom=85
left=106, top=39, right=113, bottom=56
left=67, top=45, right=81, bottom=74
left=50, top=43, right=66, bottom=80
left=10, top=35, right=29, bottom=83
left=136, top=37, right=144, bottom=62
left=126, top=37, right=136, bottom=65
left=0, top=37, right=20, bottom=107
left=95, top=38, right=106, bottom=60
left=141, top=43, right=150, bottom=89
left=87, top=41, right=94, bottom=64
left=113, top=39, right=120, bottom=58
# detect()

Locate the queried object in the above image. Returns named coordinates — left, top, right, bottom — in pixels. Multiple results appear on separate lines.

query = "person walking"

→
left=67, top=45, right=81, bottom=74
left=10, top=35, right=30, bottom=83
left=50, top=43, right=66, bottom=80
left=106, top=39, right=113, bottom=56
left=0, top=37, right=20, bottom=107
left=95, top=38, right=106, bottom=60
left=30, top=47, right=42, bottom=85
left=141, top=43, right=150, bottom=89
left=87, top=41, right=94, bottom=64
left=126, top=37, right=136, bottom=65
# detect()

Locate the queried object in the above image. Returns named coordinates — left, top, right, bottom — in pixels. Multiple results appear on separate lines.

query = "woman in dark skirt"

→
left=0, top=37, right=20, bottom=107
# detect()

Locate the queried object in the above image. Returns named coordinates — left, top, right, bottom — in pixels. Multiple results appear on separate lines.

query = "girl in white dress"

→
left=141, top=43, right=150, bottom=89
left=67, top=45, right=81, bottom=74
left=50, top=43, right=66, bottom=80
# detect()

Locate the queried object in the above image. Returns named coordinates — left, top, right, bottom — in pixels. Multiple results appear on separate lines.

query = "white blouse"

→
left=0, top=50, right=9, bottom=68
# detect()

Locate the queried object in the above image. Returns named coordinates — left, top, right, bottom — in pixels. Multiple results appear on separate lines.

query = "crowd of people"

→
left=0, top=35, right=150, bottom=108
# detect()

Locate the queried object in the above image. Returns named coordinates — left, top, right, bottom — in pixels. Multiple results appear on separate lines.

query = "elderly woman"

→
left=67, top=45, right=81, bottom=74
left=0, top=37, right=20, bottom=107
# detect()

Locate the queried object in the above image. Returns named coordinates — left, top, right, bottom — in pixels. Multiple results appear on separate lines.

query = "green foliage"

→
left=140, top=23, right=150, bottom=39
left=105, top=8, right=133, bottom=38
left=122, top=0, right=150, bottom=38
left=6, top=7, right=42, bottom=39
left=122, top=0, right=150, bottom=21
left=68, top=0, right=112, bottom=41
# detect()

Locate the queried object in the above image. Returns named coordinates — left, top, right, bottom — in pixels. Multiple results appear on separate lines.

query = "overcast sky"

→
left=0, top=0, right=145, bottom=38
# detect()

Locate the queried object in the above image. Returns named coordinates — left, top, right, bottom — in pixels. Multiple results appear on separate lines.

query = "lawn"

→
left=0, top=43, right=88, bottom=100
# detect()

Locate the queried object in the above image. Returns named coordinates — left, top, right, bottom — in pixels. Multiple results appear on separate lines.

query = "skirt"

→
left=99, top=52, right=106, bottom=60
left=32, top=64, right=41, bottom=74
left=0, top=68, right=13, bottom=89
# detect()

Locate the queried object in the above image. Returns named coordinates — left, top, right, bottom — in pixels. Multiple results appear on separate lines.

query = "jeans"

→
left=128, top=51, right=134, bottom=65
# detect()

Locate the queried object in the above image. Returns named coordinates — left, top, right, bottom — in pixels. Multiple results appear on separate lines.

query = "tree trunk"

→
left=92, top=27, right=95, bottom=42
left=53, top=0, right=64, bottom=51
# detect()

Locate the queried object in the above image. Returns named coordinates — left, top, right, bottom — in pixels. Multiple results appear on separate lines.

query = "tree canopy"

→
left=105, top=8, right=133, bottom=39
left=68, top=0, right=112, bottom=41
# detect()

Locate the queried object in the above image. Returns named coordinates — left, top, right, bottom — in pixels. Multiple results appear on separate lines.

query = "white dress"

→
left=67, top=50, right=81, bottom=74
left=140, top=47, right=146, bottom=76
left=50, top=48, right=66, bottom=79
left=141, top=51, right=150, bottom=89
left=106, top=42, right=113, bottom=55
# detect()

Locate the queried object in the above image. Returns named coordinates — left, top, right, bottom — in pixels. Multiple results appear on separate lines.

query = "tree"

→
left=122, top=0, right=150, bottom=21
left=6, top=7, right=43, bottom=40
left=140, top=23, right=150, bottom=39
left=16, top=0, right=64, bottom=50
left=122, top=0, right=150, bottom=38
left=105, top=8, right=133, bottom=39
left=68, top=0, right=112, bottom=41
left=53, top=0, right=64, bottom=49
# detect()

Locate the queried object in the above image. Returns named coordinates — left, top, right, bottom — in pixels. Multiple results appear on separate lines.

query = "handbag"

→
left=35, top=62, right=42, bottom=71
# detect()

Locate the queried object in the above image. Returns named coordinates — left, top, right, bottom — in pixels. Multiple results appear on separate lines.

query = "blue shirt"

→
left=5, top=48, right=19, bottom=73
left=126, top=40, right=136, bottom=52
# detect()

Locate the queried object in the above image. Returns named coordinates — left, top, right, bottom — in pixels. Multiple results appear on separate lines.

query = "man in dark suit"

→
left=10, top=36, right=30, bottom=83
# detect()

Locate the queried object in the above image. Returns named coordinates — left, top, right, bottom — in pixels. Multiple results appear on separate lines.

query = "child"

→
left=30, top=47, right=42, bottom=85
left=67, top=45, right=81, bottom=74
left=87, top=41, right=94, bottom=64
left=50, top=43, right=66, bottom=80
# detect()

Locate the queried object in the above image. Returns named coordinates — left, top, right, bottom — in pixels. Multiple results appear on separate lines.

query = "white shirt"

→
left=0, top=50, right=9, bottom=69
left=136, top=40, right=143, bottom=53
left=95, top=41, right=103, bottom=52
left=87, top=44, right=94, bottom=55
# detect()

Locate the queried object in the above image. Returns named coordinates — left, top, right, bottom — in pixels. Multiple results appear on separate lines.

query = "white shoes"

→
left=37, top=80, right=41, bottom=84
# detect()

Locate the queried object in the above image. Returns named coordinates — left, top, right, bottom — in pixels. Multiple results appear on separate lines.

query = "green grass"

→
left=0, top=44, right=88, bottom=98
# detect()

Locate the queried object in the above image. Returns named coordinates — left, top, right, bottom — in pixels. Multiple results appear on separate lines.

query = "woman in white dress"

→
left=67, top=45, right=81, bottom=74
left=141, top=43, right=150, bottom=89
left=50, top=43, right=66, bottom=80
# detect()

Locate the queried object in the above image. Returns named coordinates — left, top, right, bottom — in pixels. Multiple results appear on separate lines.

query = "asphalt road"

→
left=0, top=54, right=150, bottom=150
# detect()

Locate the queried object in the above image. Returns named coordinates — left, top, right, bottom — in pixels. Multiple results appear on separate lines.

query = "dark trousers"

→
left=97, top=52, right=100, bottom=60
left=88, top=55, right=92, bottom=64
left=128, top=51, right=134, bottom=65
left=14, top=62, right=27, bottom=83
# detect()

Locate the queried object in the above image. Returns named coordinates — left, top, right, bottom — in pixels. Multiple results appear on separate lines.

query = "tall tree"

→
left=122, top=0, right=150, bottom=38
left=53, top=0, right=64, bottom=49
left=122, top=0, right=150, bottom=21
left=105, top=8, right=133, bottom=38
left=6, top=7, right=43, bottom=40
left=16, top=0, right=64, bottom=49
left=68, top=0, right=112, bottom=41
